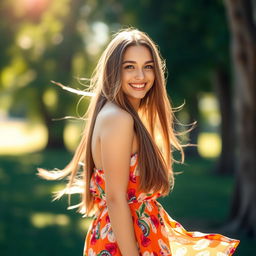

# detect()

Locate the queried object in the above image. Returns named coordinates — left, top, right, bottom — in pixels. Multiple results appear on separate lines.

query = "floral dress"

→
left=83, top=152, right=240, bottom=256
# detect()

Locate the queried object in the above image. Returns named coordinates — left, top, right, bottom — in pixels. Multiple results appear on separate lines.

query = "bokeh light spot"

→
left=31, top=212, right=70, bottom=228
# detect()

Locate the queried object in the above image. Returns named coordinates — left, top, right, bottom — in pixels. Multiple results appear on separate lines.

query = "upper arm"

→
left=99, top=110, right=134, bottom=202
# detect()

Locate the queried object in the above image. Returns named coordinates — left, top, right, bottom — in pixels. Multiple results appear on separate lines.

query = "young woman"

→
left=38, top=28, right=240, bottom=256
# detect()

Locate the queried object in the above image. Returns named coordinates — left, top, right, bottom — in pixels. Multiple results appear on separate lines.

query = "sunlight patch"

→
left=30, top=212, right=70, bottom=228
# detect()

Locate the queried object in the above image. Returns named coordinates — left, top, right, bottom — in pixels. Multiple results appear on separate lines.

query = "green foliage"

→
left=0, top=0, right=101, bottom=147
left=0, top=0, right=231, bottom=146
left=117, top=0, right=230, bottom=103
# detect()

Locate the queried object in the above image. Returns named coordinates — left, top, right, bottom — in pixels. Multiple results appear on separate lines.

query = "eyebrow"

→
left=122, top=60, right=154, bottom=64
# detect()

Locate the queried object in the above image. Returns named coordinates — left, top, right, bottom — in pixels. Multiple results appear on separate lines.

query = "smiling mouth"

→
left=129, top=83, right=146, bottom=89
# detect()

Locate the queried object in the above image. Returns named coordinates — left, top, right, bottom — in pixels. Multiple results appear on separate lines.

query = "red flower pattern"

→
left=105, top=243, right=117, bottom=255
left=150, top=215, right=159, bottom=228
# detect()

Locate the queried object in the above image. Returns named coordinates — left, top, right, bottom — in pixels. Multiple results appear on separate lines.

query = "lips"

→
left=129, top=83, right=146, bottom=89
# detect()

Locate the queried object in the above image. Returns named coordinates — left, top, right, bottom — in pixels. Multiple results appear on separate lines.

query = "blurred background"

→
left=0, top=0, right=255, bottom=255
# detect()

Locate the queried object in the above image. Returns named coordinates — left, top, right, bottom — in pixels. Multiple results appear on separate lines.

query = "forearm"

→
left=106, top=198, right=140, bottom=256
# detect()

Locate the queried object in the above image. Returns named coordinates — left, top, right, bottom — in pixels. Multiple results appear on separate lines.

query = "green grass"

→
left=0, top=150, right=253, bottom=255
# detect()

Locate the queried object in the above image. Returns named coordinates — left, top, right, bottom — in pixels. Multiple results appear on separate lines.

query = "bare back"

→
left=91, top=101, right=139, bottom=170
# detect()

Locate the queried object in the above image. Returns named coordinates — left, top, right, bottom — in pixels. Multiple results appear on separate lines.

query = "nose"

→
left=135, top=68, right=145, bottom=80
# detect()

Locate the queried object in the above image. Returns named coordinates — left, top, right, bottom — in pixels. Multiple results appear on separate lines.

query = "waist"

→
left=128, top=198, right=157, bottom=206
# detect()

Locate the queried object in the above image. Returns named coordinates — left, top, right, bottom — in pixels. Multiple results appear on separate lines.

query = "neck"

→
left=128, top=98, right=140, bottom=112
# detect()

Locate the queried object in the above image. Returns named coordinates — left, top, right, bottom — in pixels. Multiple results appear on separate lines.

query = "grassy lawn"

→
left=0, top=150, right=253, bottom=255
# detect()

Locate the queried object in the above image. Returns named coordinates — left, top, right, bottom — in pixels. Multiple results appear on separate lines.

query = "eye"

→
left=124, top=65, right=134, bottom=69
left=145, top=64, right=154, bottom=69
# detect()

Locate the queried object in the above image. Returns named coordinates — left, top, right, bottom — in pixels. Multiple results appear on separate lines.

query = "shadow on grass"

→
left=0, top=150, right=253, bottom=255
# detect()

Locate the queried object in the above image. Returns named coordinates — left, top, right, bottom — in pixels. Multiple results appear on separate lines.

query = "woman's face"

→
left=121, top=45, right=155, bottom=109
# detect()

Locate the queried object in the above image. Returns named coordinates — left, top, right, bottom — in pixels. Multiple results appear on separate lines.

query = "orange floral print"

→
left=83, top=153, right=240, bottom=256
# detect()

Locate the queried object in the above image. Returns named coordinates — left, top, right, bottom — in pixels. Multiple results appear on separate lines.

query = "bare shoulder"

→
left=97, top=102, right=134, bottom=134
left=97, top=102, right=135, bottom=187
left=97, top=103, right=134, bottom=199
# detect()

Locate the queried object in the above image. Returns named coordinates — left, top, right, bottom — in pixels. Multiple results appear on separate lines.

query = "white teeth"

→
left=130, top=83, right=145, bottom=88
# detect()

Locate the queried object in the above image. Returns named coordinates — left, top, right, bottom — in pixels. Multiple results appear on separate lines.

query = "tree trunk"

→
left=36, top=0, right=83, bottom=149
left=212, top=68, right=235, bottom=175
left=38, top=92, right=65, bottom=149
left=224, top=0, right=256, bottom=237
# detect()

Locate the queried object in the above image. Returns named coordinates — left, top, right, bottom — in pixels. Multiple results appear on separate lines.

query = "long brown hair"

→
left=37, top=27, right=193, bottom=217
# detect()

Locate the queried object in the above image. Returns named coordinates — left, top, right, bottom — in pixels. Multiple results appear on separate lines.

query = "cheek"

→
left=145, top=69, right=154, bottom=77
left=121, top=71, right=131, bottom=83
left=147, top=73, right=155, bottom=90
left=121, top=73, right=130, bottom=91
left=148, top=72, right=155, bottom=82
